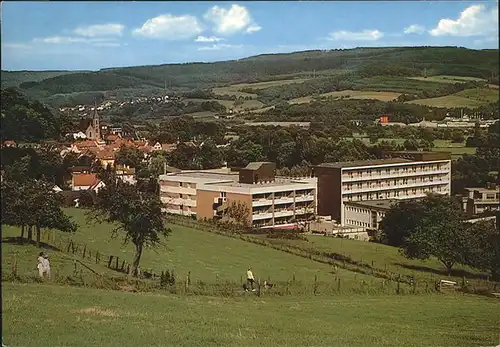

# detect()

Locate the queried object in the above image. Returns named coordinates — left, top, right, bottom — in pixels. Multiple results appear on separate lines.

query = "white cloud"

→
left=327, top=29, right=384, bottom=41
left=32, top=36, right=120, bottom=48
left=3, top=43, right=32, bottom=50
left=197, top=43, right=243, bottom=51
left=74, top=23, right=125, bottom=37
left=245, top=25, right=262, bottom=34
left=204, top=4, right=260, bottom=35
left=429, top=4, right=498, bottom=37
left=404, top=24, right=425, bottom=35
left=133, top=14, right=202, bottom=39
left=92, top=42, right=122, bottom=48
left=195, top=35, right=223, bottom=43
left=34, top=36, right=90, bottom=44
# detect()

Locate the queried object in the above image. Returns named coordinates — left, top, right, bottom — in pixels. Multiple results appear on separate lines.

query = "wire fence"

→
left=6, top=225, right=499, bottom=298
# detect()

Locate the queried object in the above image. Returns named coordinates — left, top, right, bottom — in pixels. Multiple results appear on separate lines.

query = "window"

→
left=179, top=182, right=183, bottom=187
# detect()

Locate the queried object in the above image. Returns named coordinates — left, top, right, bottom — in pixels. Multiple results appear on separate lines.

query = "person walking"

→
left=42, top=254, right=51, bottom=279
left=37, top=252, right=51, bottom=279
left=246, top=267, right=255, bottom=292
left=37, top=252, right=45, bottom=279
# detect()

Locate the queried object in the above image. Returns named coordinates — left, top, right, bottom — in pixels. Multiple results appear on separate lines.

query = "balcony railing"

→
left=342, top=168, right=450, bottom=182
left=343, top=179, right=450, bottom=194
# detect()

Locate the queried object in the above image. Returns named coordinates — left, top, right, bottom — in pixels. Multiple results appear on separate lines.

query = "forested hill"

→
left=2, top=46, right=499, bottom=105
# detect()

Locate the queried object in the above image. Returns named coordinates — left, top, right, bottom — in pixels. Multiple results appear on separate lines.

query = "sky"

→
left=1, top=1, right=498, bottom=71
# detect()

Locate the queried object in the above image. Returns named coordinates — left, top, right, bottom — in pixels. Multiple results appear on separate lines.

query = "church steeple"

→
left=92, top=101, right=101, bottom=141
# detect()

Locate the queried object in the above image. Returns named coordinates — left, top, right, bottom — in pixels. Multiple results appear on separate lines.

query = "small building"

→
left=115, top=164, right=136, bottom=185
left=343, top=199, right=396, bottom=230
left=462, top=185, right=500, bottom=217
left=71, top=173, right=99, bottom=191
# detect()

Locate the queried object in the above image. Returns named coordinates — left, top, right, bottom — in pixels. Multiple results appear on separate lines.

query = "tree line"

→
left=380, top=194, right=499, bottom=281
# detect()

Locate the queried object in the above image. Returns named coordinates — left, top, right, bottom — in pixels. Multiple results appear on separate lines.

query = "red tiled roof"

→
left=73, top=173, right=98, bottom=187
left=105, top=134, right=120, bottom=141
left=75, top=140, right=98, bottom=148
left=162, top=143, right=177, bottom=152
left=96, top=150, right=115, bottom=160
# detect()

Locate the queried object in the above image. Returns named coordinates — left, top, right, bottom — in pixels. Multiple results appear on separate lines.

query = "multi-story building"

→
left=159, top=162, right=317, bottom=229
left=313, top=151, right=452, bottom=226
left=461, top=185, right=500, bottom=217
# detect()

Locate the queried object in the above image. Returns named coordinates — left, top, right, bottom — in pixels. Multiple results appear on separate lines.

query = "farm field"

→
left=289, top=90, right=401, bottom=104
left=407, top=75, right=487, bottom=84
left=213, top=78, right=309, bottom=98
left=1, top=209, right=372, bottom=285
left=346, top=136, right=475, bottom=159
left=184, top=98, right=264, bottom=112
left=3, top=282, right=499, bottom=347
left=406, top=88, right=499, bottom=108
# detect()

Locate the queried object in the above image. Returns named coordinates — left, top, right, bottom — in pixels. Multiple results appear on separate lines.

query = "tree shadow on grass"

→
left=393, top=262, right=487, bottom=280
left=1, top=236, right=61, bottom=251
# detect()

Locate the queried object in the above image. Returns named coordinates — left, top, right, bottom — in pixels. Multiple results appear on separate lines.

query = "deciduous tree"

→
left=90, top=180, right=170, bottom=276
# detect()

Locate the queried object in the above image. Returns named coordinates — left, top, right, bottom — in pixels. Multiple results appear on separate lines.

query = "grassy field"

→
left=406, top=87, right=499, bottom=108
left=213, top=78, right=309, bottom=98
left=184, top=98, right=264, bottom=112
left=260, top=235, right=486, bottom=283
left=407, top=75, right=487, bottom=84
left=1, top=209, right=373, bottom=285
left=3, top=282, right=499, bottom=347
left=289, top=90, right=401, bottom=104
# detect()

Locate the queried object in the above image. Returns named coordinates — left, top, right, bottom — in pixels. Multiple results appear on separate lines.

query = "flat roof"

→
left=208, top=177, right=316, bottom=189
left=316, top=158, right=411, bottom=169
left=344, top=199, right=397, bottom=210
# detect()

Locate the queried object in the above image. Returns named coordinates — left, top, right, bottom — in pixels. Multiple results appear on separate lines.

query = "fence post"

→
left=115, top=257, right=119, bottom=270
left=257, top=278, right=261, bottom=297
left=121, top=260, right=125, bottom=271
left=108, top=255, right=113, bottom=268
left=396, top=275, right=401, bottom=295
left=314, top=274, right=318, bottom=295
left=82, top=245, right=86, bottom=259
left=187, top=271, right=191, bottom=286
left=96, top=251, right=99, bottom=264
left=292, top=273, right=296, bottom=284
left=11, top=254, right=18, bottom=277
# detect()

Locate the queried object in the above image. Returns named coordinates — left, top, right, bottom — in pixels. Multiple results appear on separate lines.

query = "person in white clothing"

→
left=246, top=268, right=255, bottom=291
left=37, top=252, right=51, bottom=279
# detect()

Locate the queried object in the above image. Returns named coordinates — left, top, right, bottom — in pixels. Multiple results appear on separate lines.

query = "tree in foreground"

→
left=465, top=219, right=500, bottom=281
left=90, top=179, right=170, bottom=276
left=382, top=194, right=470, bottom=275
left=1, top=157, right=77, bottom=246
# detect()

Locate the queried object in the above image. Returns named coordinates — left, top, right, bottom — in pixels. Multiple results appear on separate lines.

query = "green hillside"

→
left=1, top=47, right=498, bottom=106
left=1, top=70, right=90, bottom=88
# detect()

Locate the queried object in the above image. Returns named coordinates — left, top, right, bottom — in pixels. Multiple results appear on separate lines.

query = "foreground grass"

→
left=2, top=209, right=375, bottom=286
left=3, top=282, right=499, bottom=347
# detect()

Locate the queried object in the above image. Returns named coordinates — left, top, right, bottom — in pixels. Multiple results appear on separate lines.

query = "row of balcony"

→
left=341, top=168, right=450, bottom=182
left=252, top=194, right=315, bottom=207
left=343, top=179, right=450, bottom=194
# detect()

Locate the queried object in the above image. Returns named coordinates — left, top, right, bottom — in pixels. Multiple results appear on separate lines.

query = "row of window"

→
left=344, top=164, right=449, bottom=178
left=344, top=186, right=447, bottom=201
left=345, top=219, right=370, bottom=228
left=343, top=175, right=448, bottom=190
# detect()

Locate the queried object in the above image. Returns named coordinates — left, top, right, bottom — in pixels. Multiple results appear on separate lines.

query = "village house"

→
left=71, top=173, right=105, bottom=193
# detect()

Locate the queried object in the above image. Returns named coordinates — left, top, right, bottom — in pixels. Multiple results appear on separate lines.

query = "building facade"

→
left=159, top=162, right=317, bottom=229
left=462, top=186, right=500, bottom=217
left=313, top=152, right=452, bottom=226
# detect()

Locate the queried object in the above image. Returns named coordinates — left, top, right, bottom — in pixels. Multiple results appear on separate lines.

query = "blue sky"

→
left=1, top=1, right=498, bottom=71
